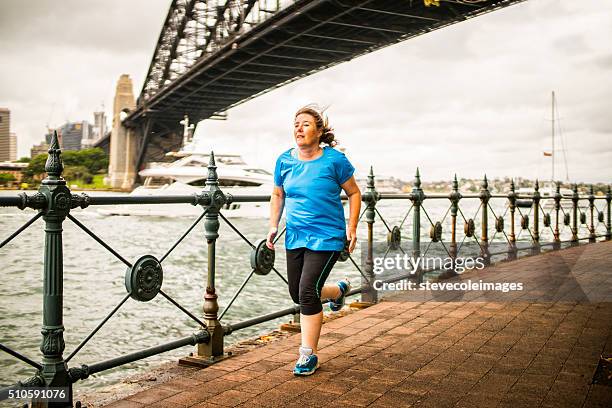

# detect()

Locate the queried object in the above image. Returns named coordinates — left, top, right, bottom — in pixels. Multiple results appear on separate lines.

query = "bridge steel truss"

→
left=127, top=0, right=526, bottom=170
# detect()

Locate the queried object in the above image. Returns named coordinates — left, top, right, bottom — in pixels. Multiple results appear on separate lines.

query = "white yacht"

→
left=515, top=184, right=574, bottom=209
left=99, top=150, right=273, bottom=218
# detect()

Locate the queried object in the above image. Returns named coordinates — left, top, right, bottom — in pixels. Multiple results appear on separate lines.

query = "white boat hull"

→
left=97, top=182, right=271, bottom=218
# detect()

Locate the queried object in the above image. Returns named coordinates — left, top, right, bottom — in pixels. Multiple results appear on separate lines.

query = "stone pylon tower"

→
left=108, top=74, right=138, bottom=189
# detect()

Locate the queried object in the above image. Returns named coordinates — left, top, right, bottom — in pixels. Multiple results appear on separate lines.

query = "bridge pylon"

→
left=108, top=74, right=138, bottom=190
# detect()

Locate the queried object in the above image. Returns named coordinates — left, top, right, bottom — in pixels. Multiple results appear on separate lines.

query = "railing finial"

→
left=45, top=130, right=64, bottom=181
left=206, top=151, right=218, bottom=186
left=481, top=174, right=488, bottom=190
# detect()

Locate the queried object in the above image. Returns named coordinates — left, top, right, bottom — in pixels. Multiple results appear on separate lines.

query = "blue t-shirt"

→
left=274, top=146, right=355, bottom=251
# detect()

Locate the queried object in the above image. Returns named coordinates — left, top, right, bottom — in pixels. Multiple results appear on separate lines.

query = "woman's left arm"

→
left=341, top=176, right=361, bottom=253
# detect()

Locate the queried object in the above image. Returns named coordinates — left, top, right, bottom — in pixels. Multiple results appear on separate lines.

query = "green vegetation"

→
left=16, top=157, right=31, bottom=163
left=24, top=148, right=110, bottom=189
left=0, top=173, right=16, bottom=186
left=65, top=174, right=108, bottom=189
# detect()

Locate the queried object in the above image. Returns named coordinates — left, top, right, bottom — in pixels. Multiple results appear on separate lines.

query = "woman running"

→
left=267, top=104, right=361, bottom=376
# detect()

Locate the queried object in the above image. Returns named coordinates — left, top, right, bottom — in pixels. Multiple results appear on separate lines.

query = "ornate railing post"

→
left=606, top=185, right=612, bottom=241
left=479, top=175, right=491, bottom=264
left=449, top=174, right=461, bottom=259
left=410, top=168, right=424, bottom=282
left=38, top=131, right=73, bottom=406
left=553, top=182, right=561, bottom=250
left=571, top=183, right=579, bottom=244
left=532, top=179, right=540, bottom=254
left=507, top=180, right=517, bottom=260
left=198, top=152, right=225, bottom=360
left=588, top=185, right=596, bottom=243
left=361, top=167, right=379, bottom=303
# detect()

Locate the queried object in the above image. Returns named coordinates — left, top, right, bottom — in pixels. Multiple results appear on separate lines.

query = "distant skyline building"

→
left=91, top=110, right=107, bottom=147
left=30, top=141, right=49, bottom=158
left=9, top=132, right=17, bottom=161
left=56, top=121, right=93, bottom=151
left=28, top=111, right=108, bottom=158
left=0, top=108, right=10, bottom=161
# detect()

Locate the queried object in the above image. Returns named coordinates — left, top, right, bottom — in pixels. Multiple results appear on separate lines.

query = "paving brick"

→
left=583, top=384, right=612, bottom=408
left=103, top=401, right=144, bottom=408
left=206, top=389, right=257, bottom=407
left=126, top=387, right=179, bottom=404
left=233, top=378, right=277, bottom=395
left=334, top=388, right=383, bottom=406
left=158, top=376, right=204, bottom=392
left=235, top=388, right=289, bottom=408
left=147, top=390, right=211, bottom=408
left=199, top=378, right=241, bottom=396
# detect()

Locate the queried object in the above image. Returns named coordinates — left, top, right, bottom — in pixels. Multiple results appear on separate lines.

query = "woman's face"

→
left=294, top=113, right=322, bottom=147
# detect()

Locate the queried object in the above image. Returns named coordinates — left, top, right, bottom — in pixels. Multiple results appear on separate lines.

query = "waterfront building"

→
left=0, top=161, right=27, bottom=185
left=0, top=108, right=10, bottom=161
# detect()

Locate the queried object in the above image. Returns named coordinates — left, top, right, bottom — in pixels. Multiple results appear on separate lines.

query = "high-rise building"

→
left=91, top=110, right=107, bottom=146
left=0, top=108, right=10, bottom=161
left=31, top=142, right=49, bottom=158
left=57, top=121, right=93, bottom=151
left=9, top=132, right=17, bottom=161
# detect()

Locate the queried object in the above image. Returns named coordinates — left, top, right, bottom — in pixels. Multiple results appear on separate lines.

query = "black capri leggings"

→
left=286, top=248, right=341, bottom=315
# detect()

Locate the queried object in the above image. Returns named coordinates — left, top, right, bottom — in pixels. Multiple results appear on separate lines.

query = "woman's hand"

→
left=341, top=176, right=361, bottom=254
left=346, top=226, right=357, bottom=253
left=266, top=227, right=278, bottom=250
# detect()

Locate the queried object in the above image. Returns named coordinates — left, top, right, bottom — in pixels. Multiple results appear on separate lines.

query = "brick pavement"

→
left=102, top=241, right=612, bottom=407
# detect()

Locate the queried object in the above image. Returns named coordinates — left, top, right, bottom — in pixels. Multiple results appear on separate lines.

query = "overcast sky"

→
left=1, top=0, right=611, bottom=183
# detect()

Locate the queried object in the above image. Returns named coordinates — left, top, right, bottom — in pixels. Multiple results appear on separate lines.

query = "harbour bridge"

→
left=107, top=0, right=525, bottom=189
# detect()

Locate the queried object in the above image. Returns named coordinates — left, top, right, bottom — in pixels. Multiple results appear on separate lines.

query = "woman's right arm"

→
left=266, top=185, right=285, bottom=249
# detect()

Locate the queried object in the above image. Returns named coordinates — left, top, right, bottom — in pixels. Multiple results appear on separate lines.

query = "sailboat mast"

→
left=551, top=91, right=555, bottom=184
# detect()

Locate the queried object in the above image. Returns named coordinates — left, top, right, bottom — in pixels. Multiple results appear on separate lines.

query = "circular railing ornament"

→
left=338, top=239, right=350, bottom=262
left=250, top=240, right=275, bottom=275
left=430, top=222, right=442, bottom=242
left=598, top=211, right=604, bottom=223
left=464, top=219, right=475, bottom=237
left=387, top=226, right=402, bottom=250
left=495, top=216, right=504, bottom=233
left=564, top=213, right=570, bottom=226
left=543, top=213, right=551, bottom=228
left=125, top=255, right=163, bottom=302
left=521, top=215, right=529, bottom=230
left=580, top=212, right=586, bottom=225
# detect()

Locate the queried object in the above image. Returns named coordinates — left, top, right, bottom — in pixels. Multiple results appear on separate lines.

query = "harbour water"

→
left=0, top=190, right=605, bottom=394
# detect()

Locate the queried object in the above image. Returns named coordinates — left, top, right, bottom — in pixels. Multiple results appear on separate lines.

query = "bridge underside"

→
left=128, top=0, right=524, bottom=168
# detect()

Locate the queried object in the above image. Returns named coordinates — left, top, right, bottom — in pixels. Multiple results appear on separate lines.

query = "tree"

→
left=0, top=173, right=16, bottom=186
left=24, top=154, right=47, bottom=178
left=24, top=148, right=109, bottom=179
left=78, top=148, right=108, bottom=173
left=17, top=157, right=31, bottom=163
left=63, top=166, right=93, bottom=184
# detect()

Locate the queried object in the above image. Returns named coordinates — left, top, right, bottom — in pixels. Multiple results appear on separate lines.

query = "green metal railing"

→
left=0, top=132, right=610, bottom=407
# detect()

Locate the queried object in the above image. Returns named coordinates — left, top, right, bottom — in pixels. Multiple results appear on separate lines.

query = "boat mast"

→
left=551, top=91, right=555, bottom=185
